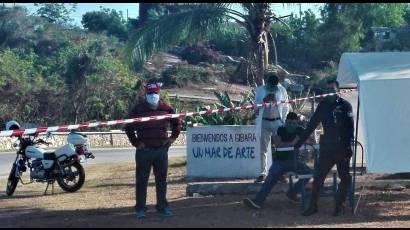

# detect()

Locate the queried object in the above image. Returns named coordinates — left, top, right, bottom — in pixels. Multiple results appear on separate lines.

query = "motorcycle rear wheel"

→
left=6, top=164, right=19, bottom=196
left=56, top=162, right=85, bottom=193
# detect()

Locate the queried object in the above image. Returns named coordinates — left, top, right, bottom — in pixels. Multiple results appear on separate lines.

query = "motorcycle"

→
left=6, top=131, right=95, bottom=196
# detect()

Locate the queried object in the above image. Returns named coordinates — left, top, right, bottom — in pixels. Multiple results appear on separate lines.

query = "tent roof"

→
left=337, top=52, right=410, bottom=88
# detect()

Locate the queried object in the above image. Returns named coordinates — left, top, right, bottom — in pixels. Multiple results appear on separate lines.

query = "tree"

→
left=313, top=3, right=408, bottom=63
left=0, top=6, right=46, bottom=48
left=82, top=7, right=128, bottom=41
left=0, top=5, right=141, bottom=126
left=272, top=10, right=320, bottom=69
left=354, top=3, right=407, bottom=29
left=405, top=4, right=410, bottom=26
left=208, top=21, right=250, bottom=58
left=314, top=3, right=364, bottom=63
left=61, top=36, right=140, bottom=124
left=138, top=3, right=157, bottom=24
left=34, top=3, right=77, bottom=25
left=137, top=3, right=188, bottom=26
left=125, top=3, right=293, bottom=86
left=0, top=48, right=67, bottom=125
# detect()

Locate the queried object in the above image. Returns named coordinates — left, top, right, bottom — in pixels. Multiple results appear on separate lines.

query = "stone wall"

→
left=0, top=131, right=187, bottom=152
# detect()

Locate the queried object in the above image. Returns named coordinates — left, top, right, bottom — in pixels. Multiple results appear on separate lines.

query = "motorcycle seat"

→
left=43, top=152, right=56, bottom=160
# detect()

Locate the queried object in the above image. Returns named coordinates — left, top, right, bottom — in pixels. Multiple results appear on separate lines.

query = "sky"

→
left=2, top=3, right=323, bottom=28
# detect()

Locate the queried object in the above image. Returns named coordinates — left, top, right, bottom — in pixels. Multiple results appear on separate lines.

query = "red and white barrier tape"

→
left=0, top=89, right=356, bottom=137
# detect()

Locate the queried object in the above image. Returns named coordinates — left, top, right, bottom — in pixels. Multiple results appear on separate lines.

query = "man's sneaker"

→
left=243, top=198, right=262, bottom=209
left=286, top=191, right=300, bottom=204
left=157, top=207, right=174, bottom=217
left=135, top=209, right=146, bottom=219
left=333, top=204, right=345, bottom=217
left=301, top=206, right=318, bottom=216
left=254, top=175, right=266, bottom=183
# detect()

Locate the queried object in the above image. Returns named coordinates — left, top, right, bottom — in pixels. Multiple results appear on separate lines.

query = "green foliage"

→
left=0, top=6, right=46, bottom=48
left=138, top=3, right=175, bottom=24
left=315, top=3, right=408, bottom=63
left=181, top=90, right=255, bottom=130
left=125, top=3, right=233, bottom=70
left=179, top=42, right=225, bottom=65
left=81, top=7, right=128, bottom=41
left=405, top=5, right=410, bottom=26
left=83, top=53, right=139, bottom=122
left=317, top=10, right=363, bottom=63
left=273, top=10, right=320, bottom=68
left=308, top=66, right=338, bottom=91
left=208, top=22, right=250, bottom=58
left=160, top=91, right=171, bottom=105
left=34, top=3, right=77, bottom=25
left=161, top=64, right=210, bottom=87
left=273, top=3, right=410, bottom=69
left=5, top=3, right=410, bottom=129
left=0, top=48, right=65, bottom=124
left=353, top=3, right=407, bottom=29
left=0, top=6, right=141, bottom=126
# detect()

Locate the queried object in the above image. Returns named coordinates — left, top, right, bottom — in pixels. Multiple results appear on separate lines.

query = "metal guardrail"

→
left=15, top=131, right=188, bottom=149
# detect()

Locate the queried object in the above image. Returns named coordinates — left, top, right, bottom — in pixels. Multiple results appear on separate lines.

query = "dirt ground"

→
left=165, top=80, right=252, bottom=101
left=1, top=158, right=410, bottom=228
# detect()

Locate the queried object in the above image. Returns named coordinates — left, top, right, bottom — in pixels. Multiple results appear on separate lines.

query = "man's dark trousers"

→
left=308, top=148, right=352, bottom=208
left=135, top=147, right=169, bottom=211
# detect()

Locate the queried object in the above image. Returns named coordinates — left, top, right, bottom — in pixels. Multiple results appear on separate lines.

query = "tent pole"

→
left=352, top=96, right=360, bottom=214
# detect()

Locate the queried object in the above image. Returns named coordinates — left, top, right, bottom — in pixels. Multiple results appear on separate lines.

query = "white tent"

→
left=337, top=52, right=410, bottom=173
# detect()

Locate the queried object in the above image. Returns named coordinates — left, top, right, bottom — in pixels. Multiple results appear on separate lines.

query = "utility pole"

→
left=127, top=9, right=128, bottom=21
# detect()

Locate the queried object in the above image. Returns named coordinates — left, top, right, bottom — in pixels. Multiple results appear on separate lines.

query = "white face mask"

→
left=146, top=93, right=160, bottom=106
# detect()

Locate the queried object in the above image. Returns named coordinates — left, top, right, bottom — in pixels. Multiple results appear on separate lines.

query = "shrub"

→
left=161, top=64, right=210, bottom=87
left=179, top=42, right=225, bottom=65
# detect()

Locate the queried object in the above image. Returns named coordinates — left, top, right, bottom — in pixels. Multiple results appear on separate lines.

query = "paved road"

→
left=0, top=147, right=187, bottom=178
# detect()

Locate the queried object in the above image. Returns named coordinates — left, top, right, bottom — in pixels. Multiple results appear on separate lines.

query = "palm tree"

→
left=125, top=3, right=291, bottom=86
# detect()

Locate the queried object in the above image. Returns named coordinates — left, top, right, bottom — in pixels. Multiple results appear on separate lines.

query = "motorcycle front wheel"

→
left=6, top=164, right=19, bottom=196
left=56, top=162, right=85, bottom=193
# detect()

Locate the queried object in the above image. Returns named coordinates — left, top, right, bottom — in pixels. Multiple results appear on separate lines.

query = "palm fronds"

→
left=125, top=4, right=234, bottom=69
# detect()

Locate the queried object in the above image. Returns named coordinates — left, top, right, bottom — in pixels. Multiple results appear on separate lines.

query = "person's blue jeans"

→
left=254, top=160, right=312, bottom=206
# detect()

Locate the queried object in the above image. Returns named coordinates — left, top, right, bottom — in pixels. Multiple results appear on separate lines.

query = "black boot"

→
left=302, top=205, right=318, bottom=216
left=333, top=203, right=345, bottom=216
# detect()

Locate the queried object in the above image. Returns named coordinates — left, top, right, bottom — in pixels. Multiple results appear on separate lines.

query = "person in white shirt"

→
left=254, top=71, right=290, bottom=182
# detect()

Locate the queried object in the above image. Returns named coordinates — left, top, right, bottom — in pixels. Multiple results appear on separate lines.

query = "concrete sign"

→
left=187, top=125, right=272, bottom=179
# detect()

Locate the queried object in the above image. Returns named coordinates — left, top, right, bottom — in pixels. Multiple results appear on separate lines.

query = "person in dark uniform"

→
left=243, top=112, right=312, bottom=209
left=294, top=80, right=354, bottom=217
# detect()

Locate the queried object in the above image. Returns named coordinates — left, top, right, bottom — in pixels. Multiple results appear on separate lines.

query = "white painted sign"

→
left=187, top=125, right=272, bottom=179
